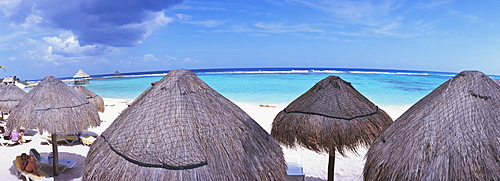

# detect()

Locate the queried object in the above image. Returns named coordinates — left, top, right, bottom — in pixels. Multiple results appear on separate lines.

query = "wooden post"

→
left=328, top=155, right=335, bottom=181
left=51, top=134, right=59, bottom=176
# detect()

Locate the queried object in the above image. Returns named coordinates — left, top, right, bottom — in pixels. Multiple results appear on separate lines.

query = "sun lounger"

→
left=0, top=135, right=33, bottom=147
left=0, top=139, right=18, bottom=147
left=0, top=134, right=18, bottom=147
left=14, top=156, right=54, bottom=181
left=41, top=135, right=78, bottom=145
left=37, top=156, right=77, bottom=173
left=286, top=155, right=305, bottom=181
left=79, top=134, right=97, bottom=146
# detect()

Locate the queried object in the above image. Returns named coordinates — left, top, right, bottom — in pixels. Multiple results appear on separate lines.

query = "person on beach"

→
left=19, top=129, right=26, bottom=144
left=10, top=130, right=20, bottom=143
left=21, top=153, right=40, bottom=176
left=2, top=127, right=10, bottom=139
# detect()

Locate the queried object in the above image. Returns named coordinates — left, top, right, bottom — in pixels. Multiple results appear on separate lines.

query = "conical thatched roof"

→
left=0, top=84, right=27, bottom=113
left=73, top=69, right=90, bottom=78
left=83, top=69, right=286, bottom=181
left=271, top=76, right=393, bottom=156
left=113, top=71, right=120, bottom=75
left=494, top=78, right=500, bottom=86
left=364, top=71, right=500, bottom=181
left=7, top=76, right=100, bottom=135
left=2, top=76, right=14, bottom=83
left=72, top=85, right=105, bottom=112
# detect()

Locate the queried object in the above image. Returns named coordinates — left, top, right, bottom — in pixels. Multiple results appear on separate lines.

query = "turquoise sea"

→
left=66, top=68, right=500, bottom=106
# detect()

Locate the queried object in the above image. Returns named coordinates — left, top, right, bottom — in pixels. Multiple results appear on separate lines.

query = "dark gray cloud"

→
left=9, top=0, right=183, bottom=47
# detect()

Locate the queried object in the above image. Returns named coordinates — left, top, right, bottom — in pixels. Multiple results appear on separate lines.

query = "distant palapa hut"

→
left=73, top=69, right=90, bottom=84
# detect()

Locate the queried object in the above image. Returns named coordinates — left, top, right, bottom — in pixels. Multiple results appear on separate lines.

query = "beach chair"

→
left=285, top=155, right=305, bottom=181
left=79, top=134, right=97, bottom=146
left=0, top=134, right=18, bottom=147
left=37, top=155, right=77, bottom=173
left=41, top=135, right=78, bottom=145
left=13, top=156, right=54, bottom=181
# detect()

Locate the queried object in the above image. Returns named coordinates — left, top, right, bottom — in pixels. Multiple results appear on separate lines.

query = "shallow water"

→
left=76, top=68, right=499, bottom=106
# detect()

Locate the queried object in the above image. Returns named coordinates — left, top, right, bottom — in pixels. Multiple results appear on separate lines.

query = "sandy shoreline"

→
left=0, top=98, right=410, bottom=181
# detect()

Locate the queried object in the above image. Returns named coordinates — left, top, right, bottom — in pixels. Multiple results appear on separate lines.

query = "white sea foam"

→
left=348, top=71, right=431, bottom=76
left=198, top=70, right=311, bottom=75
left=311, top=70, right=346, bottom=74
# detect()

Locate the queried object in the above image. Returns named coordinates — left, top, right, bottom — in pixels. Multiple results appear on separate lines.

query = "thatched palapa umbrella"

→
left=83, top=69, right=286, bottom=180
left=2, top=76, right=15, bottom=85
left=493, top=78, right=500, bottom=86
left=72, top=85, right=105, bottom=112
left=0, top=84, right=27, bottom=114
left=73, top=69, right=90, bottom=84
left=364, top=70, right=500, bottom=180
left=271, top=76, right=393, bottom=181
left=73, top=69, right=90, bottom=79
left=7, top=76, right=100, bottom=176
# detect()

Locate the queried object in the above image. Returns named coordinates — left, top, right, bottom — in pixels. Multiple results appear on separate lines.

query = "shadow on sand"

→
left=305, top=176, right=326, bottom=181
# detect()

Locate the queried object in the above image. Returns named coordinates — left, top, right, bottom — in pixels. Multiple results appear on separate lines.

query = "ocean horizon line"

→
left=28, top=67, right=487, bottom=82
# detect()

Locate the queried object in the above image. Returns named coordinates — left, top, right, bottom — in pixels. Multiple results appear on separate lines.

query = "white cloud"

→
left=142, top=53, right=159, bottom=61
left=188, top=20, right=225, bottom=27
left=176, top=13, right=192, bottom=21
left=254, top=22, right=324, bottom=33
left=414, top=0, right=452, bottom=9
left=7, top=13, right=43, bottom=31
left=222, top=22, right=324, bottom=35
left=0, top=0, right=21, bottom=16
left=163, top=55, right=178, bottom=61
left=281, top=0, right=406, bottom=37
left=285, top=0, right=401, bottom=23
left=182, top=57, right=200, bottom=63
left=450, top=10, right=479, bottom=23
left=12, top=31, right=119, bottom=66
left=4, top=0, right=182, bottom=47
left=126, top=54, right=202, bottom=66
left=139, top=53, right=178, bottom=63
left=175, top=13, right=225, bottom=27
left=122, top=12, right=174, bottom=45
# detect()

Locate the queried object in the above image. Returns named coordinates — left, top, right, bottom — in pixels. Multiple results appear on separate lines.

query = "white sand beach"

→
left=0, top=98, right=410, bottom=181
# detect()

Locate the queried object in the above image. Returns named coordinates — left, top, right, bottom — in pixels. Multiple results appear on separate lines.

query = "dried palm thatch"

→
left=363, top=70, right=500, bottom=181
left=271, top=75, right=393, bottom=180
left=83, top=69, right=286, bottom=181
left=7, top=76, right=101, bottom=176
left=7, top=76, right=100, bottom=134
left=0, top=84, right=27, bottom=113
left=73, top=69, right=90, bottom=84
left=272, top=75, right=392, bottom=155
left=72, top=85, right=105, bottom=112
left=493, top=78, right=500, bottom=86
left=73, top=69, right=90, bottom=78
left=2, top=76, right=14, bottom=84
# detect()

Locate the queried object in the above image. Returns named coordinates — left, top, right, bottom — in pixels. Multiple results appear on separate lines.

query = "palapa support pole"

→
left=51, top=134, right=59, bottom=176
left=328, top=155, right=335, bottom=181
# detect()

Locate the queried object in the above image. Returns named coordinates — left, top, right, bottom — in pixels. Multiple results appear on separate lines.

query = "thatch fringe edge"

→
left=283, top=106, right=379, bottom=121
left=101, top=135, right=208, bottom=170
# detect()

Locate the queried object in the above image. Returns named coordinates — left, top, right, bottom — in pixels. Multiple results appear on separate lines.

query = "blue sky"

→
left=1, top=0, right=499, bottom=80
